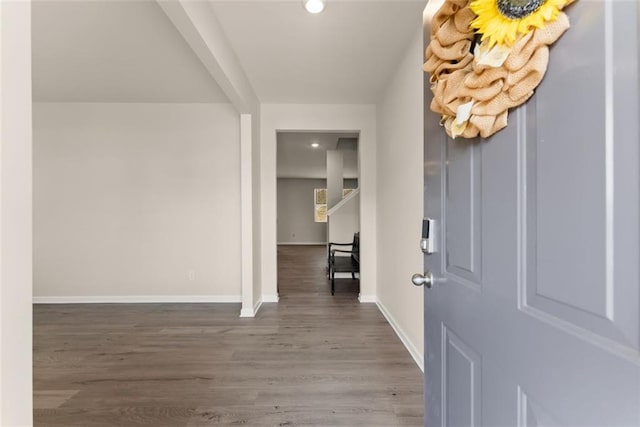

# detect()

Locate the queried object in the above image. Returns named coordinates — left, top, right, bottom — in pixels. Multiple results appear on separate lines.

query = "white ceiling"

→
left=210, top=0, right=427, bottom=103
left=277, top=132, right=359, bottom=179
left=32, top=1, right=229, bottom=103
left=32, top=0, right=427, bottom=105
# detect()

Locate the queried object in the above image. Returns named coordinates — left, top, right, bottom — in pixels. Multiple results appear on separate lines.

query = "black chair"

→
left=328, top=232, right=360, bottom=295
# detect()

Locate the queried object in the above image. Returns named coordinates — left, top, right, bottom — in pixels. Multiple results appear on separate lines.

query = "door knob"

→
left=412, top=271, right=435, bottom=288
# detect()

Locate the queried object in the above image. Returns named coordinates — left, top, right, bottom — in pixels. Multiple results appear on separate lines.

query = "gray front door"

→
left=422, top=1, right=640, bottom=426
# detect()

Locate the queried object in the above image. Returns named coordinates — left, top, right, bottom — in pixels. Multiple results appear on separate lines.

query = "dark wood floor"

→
left=34, top=245, right=424, bottom=426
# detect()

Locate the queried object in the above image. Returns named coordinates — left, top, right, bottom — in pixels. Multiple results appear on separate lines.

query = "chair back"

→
left=352, top=232, right=360, bottom=262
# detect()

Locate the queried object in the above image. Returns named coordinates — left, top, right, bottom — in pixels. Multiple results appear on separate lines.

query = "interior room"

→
left=3, top=0, right=639, bottom=425
left=3, top=0, right=426, bottom=425
left=276, top=131, right=360, bottom=297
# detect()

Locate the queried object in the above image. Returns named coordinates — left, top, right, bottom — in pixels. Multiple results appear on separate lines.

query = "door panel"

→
left=442, top=324, right=482, bottom=427
left=521, top=0, right=640, bottom=350
left=444, top=137, right=483, bottom=287
left=531, top=2, right=607, bottom=318
left=423, top=0, right=640, bottom=426
left=517, top=387, right=561, bottom=427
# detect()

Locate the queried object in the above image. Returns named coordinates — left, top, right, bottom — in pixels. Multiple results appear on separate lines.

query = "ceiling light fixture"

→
left=311, top=143, right=320, bottom=148
left=304, top=0, right=325, bottom=14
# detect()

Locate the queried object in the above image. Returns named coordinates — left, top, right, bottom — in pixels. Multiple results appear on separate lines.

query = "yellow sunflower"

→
left=470, top=0, right=573, bottom=48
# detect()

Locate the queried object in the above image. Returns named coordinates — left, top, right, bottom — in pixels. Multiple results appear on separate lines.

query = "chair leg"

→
left=351, top=272, right=355, bottom=280
left=331, top=272, right=335, bottom=295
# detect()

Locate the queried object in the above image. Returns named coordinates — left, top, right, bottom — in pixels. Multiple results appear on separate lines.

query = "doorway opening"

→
left=276, top=131, right=360, bottom=299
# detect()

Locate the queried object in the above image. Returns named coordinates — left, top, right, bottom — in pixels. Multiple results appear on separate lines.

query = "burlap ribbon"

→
left=424, top=0, right=570, bottom=139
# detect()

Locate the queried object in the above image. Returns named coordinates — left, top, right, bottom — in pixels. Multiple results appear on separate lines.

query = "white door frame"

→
left=0, top=1, right=34, bottom=425
left=259, top=104, right=378, bottom=303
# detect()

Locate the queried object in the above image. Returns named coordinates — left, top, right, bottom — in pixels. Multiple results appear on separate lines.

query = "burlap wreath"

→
left=424, top=0, right=571, bottom=139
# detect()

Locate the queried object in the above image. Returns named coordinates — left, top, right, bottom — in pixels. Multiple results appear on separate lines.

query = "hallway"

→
left=277, top=244, right=360, bottom=299
left=33, top=246, right=423, bottom=425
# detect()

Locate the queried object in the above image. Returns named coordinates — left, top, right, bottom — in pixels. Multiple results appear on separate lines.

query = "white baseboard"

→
left=262, top=294, right=279, bottom=303
left=240, top=298, right=263, bottom=318
left=358, top=294, right=376, bottom=303
left=33, top=295, right=242, bottom=304
left=376, top=299, right=424, bottom=372
left=277, top=242, right=326, bottom=245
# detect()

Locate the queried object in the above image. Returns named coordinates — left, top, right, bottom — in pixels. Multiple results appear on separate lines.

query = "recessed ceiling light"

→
left=303, top=0, right=325, bottom=14
left=311, top=143, right=320, bottom=148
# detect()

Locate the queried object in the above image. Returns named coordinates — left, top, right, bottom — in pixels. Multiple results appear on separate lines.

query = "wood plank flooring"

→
left=34, top=245, right=424, bottom=426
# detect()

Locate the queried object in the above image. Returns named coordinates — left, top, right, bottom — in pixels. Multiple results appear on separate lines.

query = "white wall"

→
left=240, top=114, right=255, bottom=316
left=328, top=192, right=360, bottom=248
left=277, top=178, right=327, bottom=244
left=251, top=110, right=263, bottom=308
left=261, top=104, right=377, bottom=302
left=326, top=150, right=343, bottom=209
left=1, top=2, right=33, bottom=424
left=277, top=178, right=358, bottom=245
left=33, top=102, right=242, bottom=301
left=376, top=26, right=425, bottom=369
